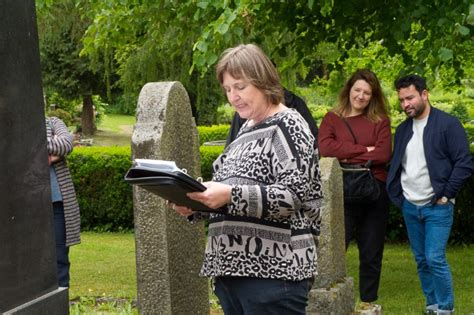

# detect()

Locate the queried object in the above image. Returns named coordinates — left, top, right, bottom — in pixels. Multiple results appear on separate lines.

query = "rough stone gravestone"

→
left=131, top=82, right=209, bottom=314
left=0, top=1, right=69, bottom=314
left=307, top=158, right=354, bottom=315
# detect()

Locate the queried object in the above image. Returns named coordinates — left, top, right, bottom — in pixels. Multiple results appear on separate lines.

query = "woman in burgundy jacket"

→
left=318, top=69, right=392, bottom=311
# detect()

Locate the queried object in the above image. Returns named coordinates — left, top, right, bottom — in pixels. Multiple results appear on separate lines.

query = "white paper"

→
left=134, top=159, right=181, bottom=172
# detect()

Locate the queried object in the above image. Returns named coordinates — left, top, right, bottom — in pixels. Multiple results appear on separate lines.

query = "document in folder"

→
left=124, top=159, right=222, bottom=213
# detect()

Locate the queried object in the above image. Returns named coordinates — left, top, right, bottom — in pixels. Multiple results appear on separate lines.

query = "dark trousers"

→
left=214, top=276, right=312, bottom=315
left=53, top=201, right=70, bottom=287
left=344, top=181, right=389, bottom=302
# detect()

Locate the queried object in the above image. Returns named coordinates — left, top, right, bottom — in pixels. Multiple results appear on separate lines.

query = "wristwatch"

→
left=440, top=196, right=448, bottom=204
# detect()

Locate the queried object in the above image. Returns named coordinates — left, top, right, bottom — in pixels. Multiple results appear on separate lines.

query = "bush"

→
left=386, top=203, right=408, bottom=243
left=451, top=175, right=474, bottom=244
left=464, top=124, right=474, bottom=144
left=307, top=104, right=329, bottom=123
left=68, top=146, right=133, bottom=232
left=450, top=103, right=470, bottom=124
left=197, top=124, right=230, bottom=145
left=216, top=104, right=235, bottom=125
left=200, top=145, right=225, bottom=180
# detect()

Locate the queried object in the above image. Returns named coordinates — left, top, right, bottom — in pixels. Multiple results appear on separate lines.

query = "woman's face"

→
left=222, top=72, right=270, bottom=123
left=349, top=79, right=372, bottom=115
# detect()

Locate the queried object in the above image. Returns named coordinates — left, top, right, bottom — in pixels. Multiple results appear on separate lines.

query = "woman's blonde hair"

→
left=216, top=44, right=283, bottom=105
left=334, top=69, right=389, bottom=122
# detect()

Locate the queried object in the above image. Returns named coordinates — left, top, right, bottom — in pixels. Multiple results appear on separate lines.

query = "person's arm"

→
left=347, top=117, right=392, bottom=165
left=318, top=113, right=367, bottom=159
left=442, top=119, right=474, bottom=198
left=47, top=117, right=73, bottom=157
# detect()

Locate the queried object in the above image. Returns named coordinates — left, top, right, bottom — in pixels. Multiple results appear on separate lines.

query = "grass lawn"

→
left=97, top=114, right=135, bottom=133
left=347, top=242, right=474, bottom=314
left=70, top=232, right=474, bottom=314
left=70, top=232, right=136, bottom=300
left=91, top=114, right=135, bottom=147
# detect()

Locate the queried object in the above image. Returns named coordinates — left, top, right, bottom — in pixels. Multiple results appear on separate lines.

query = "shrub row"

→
left=68, top=146, right=134, bottom=232
left=68, top=145, right=474, bottom=244
left=197, top=124, right=230, bottom=145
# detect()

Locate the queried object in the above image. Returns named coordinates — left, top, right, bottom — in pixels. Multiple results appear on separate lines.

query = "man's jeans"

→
left=402, top=200, right=454, bottom=311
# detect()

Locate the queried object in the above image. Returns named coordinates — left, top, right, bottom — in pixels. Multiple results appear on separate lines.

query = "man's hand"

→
left=436, top=196, right=449, bottom=205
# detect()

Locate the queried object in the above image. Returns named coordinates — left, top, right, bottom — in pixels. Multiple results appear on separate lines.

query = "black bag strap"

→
left=341, top=117, right=358, bottom=144
left=340, top=116, right=373, bottom=168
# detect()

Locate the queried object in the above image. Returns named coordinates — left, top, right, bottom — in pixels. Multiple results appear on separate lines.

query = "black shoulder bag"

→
left=340, top=118, right=381, bottom=203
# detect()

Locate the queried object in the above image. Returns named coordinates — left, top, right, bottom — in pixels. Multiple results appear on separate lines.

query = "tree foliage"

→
left=39, top=1, right=473, bottom=125
left=189, top=1, right=473, bottom=82
left=37, top=0, right=108, bottom=135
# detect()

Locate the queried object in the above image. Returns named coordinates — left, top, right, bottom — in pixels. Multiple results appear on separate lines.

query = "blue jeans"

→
left=402, top=200, right=454, bottom=311
left=214, top=276, right=312, bottom=315
left=53, top=202, right=70, bottom=287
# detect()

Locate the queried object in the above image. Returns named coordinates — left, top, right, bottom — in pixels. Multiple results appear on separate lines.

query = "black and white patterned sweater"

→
left=200, top=109, right=323, bottom=281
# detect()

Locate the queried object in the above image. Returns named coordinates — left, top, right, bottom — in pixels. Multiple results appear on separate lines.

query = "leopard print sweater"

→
left=200, top=109, right=323, bottom=281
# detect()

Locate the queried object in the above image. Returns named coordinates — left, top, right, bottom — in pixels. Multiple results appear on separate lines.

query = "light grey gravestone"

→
left=307, top=158, right=354, bottom=315
left=131, top=82, right=209, bottom=314
left=0, top=1, right=69, bottom=314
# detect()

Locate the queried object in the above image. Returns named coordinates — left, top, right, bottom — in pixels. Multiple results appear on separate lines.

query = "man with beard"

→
left=387, top=74, right=473, bottom=315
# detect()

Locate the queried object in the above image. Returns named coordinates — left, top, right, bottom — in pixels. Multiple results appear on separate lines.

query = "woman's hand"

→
left=48, top=155, right=60, bottom=166
left=187, top=181, right=232, bottom=210
left=366, top=146, right=375, bottom=152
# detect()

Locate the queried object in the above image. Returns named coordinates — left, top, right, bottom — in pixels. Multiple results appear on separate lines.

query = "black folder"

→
left=124, top=160, right=222, bottom=213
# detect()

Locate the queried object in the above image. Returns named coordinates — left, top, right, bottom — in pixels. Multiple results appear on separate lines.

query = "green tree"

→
left=190, top=1, right=473, bottom=81
left=79, top=1, right=225, bottom=124
left=37, top=0, right=109, bottom=135
left=78, top=1, right=473, bottom=124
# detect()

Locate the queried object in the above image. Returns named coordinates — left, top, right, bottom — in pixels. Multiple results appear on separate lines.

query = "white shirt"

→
left=401, top=116, right=434, bottom=205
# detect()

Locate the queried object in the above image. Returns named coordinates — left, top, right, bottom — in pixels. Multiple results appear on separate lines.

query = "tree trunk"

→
left=81, top=94, right=95, bottom=136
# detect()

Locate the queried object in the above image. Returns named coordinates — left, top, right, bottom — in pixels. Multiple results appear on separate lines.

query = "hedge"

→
left=197, top=124, right=230, bottom=145
left=200, top=145, right=225, bottom=180
left=68, top=146, right=133, bottom=232
left=68, top=145, right=474, bottom=244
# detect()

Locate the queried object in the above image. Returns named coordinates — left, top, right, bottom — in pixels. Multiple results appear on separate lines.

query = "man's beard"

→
left=404, top=102, right=425, bottom=118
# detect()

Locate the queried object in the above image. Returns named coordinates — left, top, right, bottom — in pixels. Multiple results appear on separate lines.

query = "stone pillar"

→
left=307, top=158, right=354, bottom=315
left=131, top=82, right=209, bottom=314
left=0, top=1, right=69, bottom=314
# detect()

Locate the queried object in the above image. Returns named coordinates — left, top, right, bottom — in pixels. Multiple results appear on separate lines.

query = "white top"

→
left=401, top=116, right=434, bottom=205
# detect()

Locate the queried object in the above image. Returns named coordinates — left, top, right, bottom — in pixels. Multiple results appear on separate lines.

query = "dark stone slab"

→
left=0, top=0, right=67, bottom=313
left=3, top=288, right=69, bottom=315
